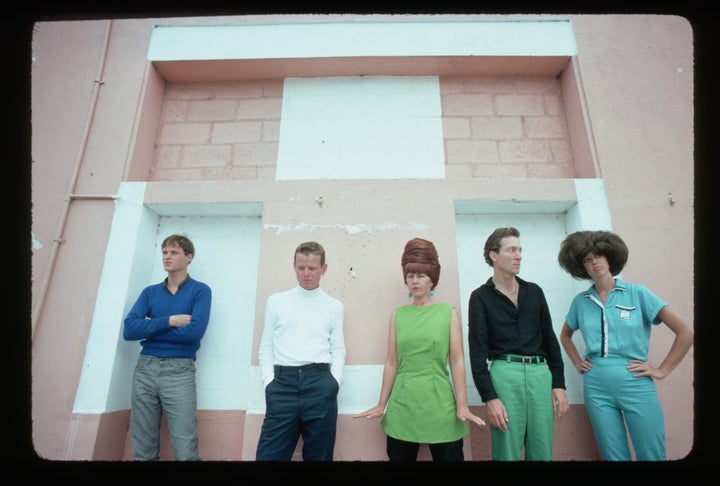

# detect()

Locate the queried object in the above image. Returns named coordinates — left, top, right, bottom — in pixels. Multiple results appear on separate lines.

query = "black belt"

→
left=274, top=363, right=329, bottom=373
left=493, top=354, right=546, bottom=364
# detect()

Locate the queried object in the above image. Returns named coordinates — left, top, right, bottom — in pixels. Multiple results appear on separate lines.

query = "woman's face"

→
left=582, top=252, right=609, bottom=279
left=406, top=271, right=433, bottom=297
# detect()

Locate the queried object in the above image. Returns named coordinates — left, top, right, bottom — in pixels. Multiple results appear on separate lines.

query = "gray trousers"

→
left=130, top=355, right=200, bottom=461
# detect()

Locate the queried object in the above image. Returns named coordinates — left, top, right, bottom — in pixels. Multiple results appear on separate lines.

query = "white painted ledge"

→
left=148, top=19, right=577, bottom=61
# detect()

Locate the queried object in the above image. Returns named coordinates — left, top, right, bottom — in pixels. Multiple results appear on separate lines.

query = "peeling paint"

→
left=263, top=221, right=429, bottom=235
left=31, top=232, right=44, bottom=250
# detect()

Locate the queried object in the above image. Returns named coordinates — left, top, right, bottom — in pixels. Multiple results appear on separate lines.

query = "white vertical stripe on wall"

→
left=568, top=178, right=613, bottom=233
left=73, top=182, right=263, bottom=413
left=276, top=76, right=445, bottom=180
left=74, top=182, right=157, bottom=413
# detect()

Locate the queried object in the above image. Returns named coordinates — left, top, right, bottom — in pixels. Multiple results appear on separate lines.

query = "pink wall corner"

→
left=125, top=63, right=166, bottom=182
left=561, top=57, right=599, bottom=178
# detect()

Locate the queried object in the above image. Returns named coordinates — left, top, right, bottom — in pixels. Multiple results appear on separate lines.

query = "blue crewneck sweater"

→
left=123, top=277, right=212, bottom=360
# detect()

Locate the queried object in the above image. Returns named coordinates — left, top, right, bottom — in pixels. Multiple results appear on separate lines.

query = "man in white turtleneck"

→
left=256, top=241, right=346, bottom=461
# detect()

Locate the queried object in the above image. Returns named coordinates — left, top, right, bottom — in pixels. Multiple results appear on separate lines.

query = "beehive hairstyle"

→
left=401, top=238, right=441, bottom=289
left=557, top=230, right=629, bottom=280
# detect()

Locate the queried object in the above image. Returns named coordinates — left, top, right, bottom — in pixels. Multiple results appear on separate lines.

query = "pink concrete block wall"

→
left=150, top=75, right=576, bottom=184
left=151, top=80, right=283, bottom=181
left=441, top=75, right=574, bottom=179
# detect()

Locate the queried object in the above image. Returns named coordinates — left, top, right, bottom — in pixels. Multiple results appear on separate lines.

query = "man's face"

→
left=294, top=252, right=326, bottom=290
left=162, top=243, right=192, bottom=273
left=492, top=236, right=522, bottom=275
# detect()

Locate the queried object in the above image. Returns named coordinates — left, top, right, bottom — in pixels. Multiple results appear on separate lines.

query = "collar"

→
left=163, top=274, right=191, bottom=290
left=296, top=285, right=322, bottom=297
left=582, top=277, right=627, bottom=297
left=486, top=275, right=528, bottom=288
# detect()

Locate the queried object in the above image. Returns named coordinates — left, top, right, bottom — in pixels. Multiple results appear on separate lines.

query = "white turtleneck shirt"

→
left=258, top=285, right=346, bottom=387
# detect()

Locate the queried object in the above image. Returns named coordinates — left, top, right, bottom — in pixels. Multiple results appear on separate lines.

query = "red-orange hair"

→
left=401, top=238, right=441, bottom=289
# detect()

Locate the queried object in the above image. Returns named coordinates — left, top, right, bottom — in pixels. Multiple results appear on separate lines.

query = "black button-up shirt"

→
left=468, top=276, right=566, bottom=402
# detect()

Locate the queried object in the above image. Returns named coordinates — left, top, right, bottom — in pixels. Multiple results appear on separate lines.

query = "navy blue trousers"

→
left=256, top=363, right=339, bottom=461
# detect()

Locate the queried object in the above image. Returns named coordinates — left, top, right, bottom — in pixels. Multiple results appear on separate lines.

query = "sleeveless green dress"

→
left=380, top=303, right=469, bottom=443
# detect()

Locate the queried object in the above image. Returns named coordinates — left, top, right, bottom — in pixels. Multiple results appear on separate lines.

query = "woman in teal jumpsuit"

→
left=558, top=230, right=693, bottom=461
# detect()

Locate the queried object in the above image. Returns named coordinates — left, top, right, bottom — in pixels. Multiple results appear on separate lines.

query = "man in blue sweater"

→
left=123, top=233, right=212, bottom=461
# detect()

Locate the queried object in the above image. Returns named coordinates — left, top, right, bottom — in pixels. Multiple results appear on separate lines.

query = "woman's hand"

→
left=457, top=407, right=486, bottom=427
left=627, top=359, right=666, bottom=379
left=353, top=405, right=385, bottom=419
left=576, top=357, right=592, bottom=374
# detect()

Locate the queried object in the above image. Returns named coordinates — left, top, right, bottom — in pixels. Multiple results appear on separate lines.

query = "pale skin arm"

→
left=627, top=306, right=694, bottom=379
left=353, top=310, right=399, bottom=419
left=169, top=314, right=192, bottom=327
left=552, top=388, right=569, bottom=418
left=560, top=322, right=592, bottom=373
left=448, top=308, right=486, bottom=427
left=546, top=324, right=570, bottom=419
left=485, top=398, right=508, bottom=432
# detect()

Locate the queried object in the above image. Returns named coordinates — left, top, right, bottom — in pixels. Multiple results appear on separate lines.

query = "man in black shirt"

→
left=468, top=227, right=568, bottom=460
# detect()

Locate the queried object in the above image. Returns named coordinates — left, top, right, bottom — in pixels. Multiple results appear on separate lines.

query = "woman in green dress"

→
left=354, top=238, right=486, bottom=461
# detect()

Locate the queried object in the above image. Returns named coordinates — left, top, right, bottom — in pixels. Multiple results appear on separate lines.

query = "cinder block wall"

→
left=150, top=75, right=574, bottom=183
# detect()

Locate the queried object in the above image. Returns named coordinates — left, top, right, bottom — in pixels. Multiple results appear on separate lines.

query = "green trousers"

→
left=488, top=359, right=554, bottom=461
